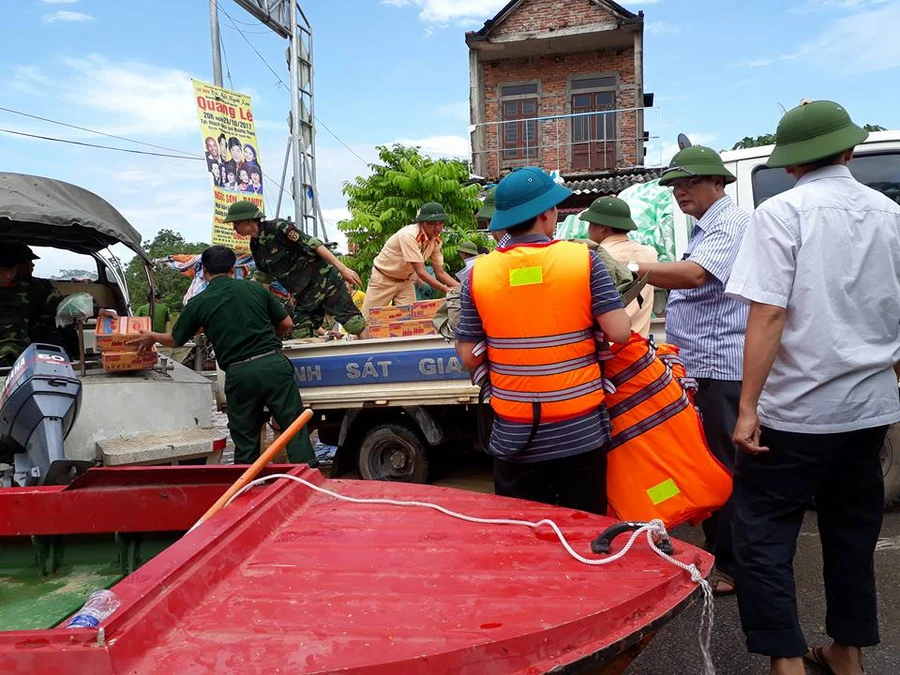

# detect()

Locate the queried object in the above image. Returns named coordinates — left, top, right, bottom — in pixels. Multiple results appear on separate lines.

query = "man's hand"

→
left=732, top=409, right=769, bottom=454
left=129, top=330, right=158, bottom=353
left=339, top=265, right=362, bottom=288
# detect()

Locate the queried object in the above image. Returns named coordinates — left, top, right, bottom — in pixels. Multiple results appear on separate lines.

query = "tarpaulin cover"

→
left=0, top=172, right=148, bottom=260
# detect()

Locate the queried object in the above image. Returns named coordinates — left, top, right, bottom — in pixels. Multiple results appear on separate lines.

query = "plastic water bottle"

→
left=66, top=589, right=120, bottom=628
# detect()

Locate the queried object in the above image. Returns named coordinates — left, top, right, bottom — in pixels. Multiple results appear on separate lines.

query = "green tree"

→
left=53, top=268, right=98, bottom=281
left=124, top=229, right=208, bottom=314
left=337, top=144, right=489, bottom=284
left=731, top=124, right=886, bottom=151
left=731, top=134, right=776, bottom=150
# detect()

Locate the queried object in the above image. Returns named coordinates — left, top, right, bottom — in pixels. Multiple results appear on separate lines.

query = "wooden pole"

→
left=192, top=408, right=314, bottom=529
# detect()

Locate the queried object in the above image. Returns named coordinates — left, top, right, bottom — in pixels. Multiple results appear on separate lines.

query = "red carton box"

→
left=101, top=349, right=158, bottom=373
left=95, top=316, right=152, bottom=352
left=367, top=324, right=392, bottom=339
left=389, top=319, right=438, bottom=337
left=411, top=299, right=444, bottom=320
left=367, top=305, right=412, bottom=325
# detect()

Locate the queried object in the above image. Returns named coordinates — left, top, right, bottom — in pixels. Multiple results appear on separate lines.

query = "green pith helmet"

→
left=476, top=187, right=496, bottom=220
left=223, top=200, right=265, bottom=223
left=579, top=196, right=637, bottom=231
left=658, top=146, right=736, bottom=186
left=415, top=202, right=449, bottom=222
left=767, top=100, right=868, bottom=168
left=457, top=240, right=479, bottom=256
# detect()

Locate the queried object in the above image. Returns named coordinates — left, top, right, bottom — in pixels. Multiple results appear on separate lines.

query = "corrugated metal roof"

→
left=564, top=167, right=665, bottom=196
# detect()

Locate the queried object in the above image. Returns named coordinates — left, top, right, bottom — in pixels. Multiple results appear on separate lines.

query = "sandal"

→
left=803, top=646, right=837, bottom=675
left=803, top=646, right=864, bottom=674
left=709, top=568, right=736, bottom=597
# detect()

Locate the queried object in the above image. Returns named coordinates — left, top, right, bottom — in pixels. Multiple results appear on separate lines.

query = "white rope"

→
left=207, top=474, right=716, bottom=674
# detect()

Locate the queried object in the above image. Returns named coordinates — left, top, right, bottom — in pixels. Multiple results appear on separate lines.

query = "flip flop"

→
left=803, top=647, right=837, bottom=675
left=709, top=568, right=736, bottom=597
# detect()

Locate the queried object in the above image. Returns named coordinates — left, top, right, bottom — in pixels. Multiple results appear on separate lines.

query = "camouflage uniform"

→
left=23, top=276, right=65, bottom=345
left=250, top=219, right=365, bottom=338
left=0, top=283, right=31, bottom=368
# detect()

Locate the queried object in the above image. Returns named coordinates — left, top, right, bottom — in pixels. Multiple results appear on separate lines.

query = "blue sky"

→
left=2, top=0, right=897, bottom=274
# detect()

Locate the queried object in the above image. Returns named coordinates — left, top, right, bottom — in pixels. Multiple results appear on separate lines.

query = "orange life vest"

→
left=602, top=333, right=731, bottom=527
left=470, top=241, right=604, bottom=424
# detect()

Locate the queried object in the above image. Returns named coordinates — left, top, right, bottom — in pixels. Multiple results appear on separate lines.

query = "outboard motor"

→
left=0, top=344, right=87, bottom=487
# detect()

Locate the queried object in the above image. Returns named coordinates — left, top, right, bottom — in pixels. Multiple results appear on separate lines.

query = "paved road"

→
left=431, top=458, right=900, bottom=674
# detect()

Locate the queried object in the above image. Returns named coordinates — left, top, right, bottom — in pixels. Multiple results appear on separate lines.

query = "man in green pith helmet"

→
left=131, top=246, right=316, bottom=466
left=361, top=202, right=459, bottom=317
left=581, top=197, right=658, bottom=337
left=726, top=100, right=900, bottom=675
left=630, top=144, right=750, bottom=595
left=224, top=200, right=367, bottom=339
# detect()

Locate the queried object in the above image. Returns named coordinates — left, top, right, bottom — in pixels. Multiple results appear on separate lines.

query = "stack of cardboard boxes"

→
left=367, top=299, right=443, bottom=339
left=95, top=315, right=158, bottom=372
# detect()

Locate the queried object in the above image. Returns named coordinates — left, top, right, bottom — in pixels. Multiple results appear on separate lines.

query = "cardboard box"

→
left=101, top=349, right=158, bottom=373
left=367, top=305, right=411, bottom=325
left=411, top=299, right=444, bottom=320
left=95, top=316, right=152, bottom=352
left=389, top=319, right=438, bottom=337
left=367, top=324, right=392, bottom=339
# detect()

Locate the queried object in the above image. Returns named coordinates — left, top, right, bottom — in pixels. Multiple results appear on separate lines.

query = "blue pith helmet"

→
left=488, top=167, right=572, bottom=232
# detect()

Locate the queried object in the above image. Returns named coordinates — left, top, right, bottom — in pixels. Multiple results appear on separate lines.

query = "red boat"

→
left=0, top=465, right=713, bottom=674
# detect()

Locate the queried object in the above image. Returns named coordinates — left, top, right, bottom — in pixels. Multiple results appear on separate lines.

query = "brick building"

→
left=466, top=0, right=651, bottom=188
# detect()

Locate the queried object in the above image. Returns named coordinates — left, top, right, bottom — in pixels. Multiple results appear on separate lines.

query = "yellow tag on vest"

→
left=647, top=478, right=681, bottom=505
left=509, top=266, right=543, bottom=287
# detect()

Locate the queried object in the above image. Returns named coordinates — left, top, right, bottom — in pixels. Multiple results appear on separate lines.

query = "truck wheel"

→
left=882, top=423, right=900, bottom=508
left=358, top=423, right=430, bottom=483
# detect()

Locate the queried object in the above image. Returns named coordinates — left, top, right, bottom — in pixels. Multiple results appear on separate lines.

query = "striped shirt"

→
left=455, top=234, right=623, bottom=463
left=665, top=195, right=749, bottom=380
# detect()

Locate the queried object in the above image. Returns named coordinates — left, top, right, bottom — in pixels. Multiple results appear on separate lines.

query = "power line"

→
left=0, top=105, right=199, bottom=157
left=215, top=1, right=371, bottom=167
left=0, top=127, right=205, bottom=160
left=220, top=31, right=234, bottom=90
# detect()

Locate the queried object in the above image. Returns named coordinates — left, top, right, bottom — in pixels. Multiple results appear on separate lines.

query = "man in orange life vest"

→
left=454, top=167, right=631, bottom=513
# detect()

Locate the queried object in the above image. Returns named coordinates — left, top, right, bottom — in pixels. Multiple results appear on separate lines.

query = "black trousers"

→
left=694, top=378, right=742, bottom=577
left=493, top=448, right=608, bottom=515
left=733, top=425, right=887, bottom=658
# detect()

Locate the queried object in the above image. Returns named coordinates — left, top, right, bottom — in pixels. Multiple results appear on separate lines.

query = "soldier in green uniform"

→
left=0, top=250, right=31, bottom=368
left=131, top=246, right=316, bottom=466
left=9, top=244, right=65, bottom=347
left=224, top=201, right=367, bottom=339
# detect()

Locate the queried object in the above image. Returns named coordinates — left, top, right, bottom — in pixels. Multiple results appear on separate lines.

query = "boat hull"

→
left=0, top=466, right=712, bottom=674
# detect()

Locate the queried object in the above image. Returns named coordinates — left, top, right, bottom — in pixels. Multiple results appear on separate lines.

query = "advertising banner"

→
left=192, top=79, right=265, bottom=253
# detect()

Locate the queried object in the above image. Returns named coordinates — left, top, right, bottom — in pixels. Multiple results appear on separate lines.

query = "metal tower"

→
left=210, top=0, right=324, bottom=239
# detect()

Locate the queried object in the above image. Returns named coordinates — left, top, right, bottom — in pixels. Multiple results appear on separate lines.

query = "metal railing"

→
left=471, top=105, right=663, bottom=177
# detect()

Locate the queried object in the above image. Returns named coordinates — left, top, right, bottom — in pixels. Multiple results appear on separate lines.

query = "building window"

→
left=569, top=76, right=617, bottom=171
left=500, top=83, right=539, bottom=161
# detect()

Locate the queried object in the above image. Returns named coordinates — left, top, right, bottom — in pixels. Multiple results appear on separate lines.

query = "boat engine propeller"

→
left=0, top=344, right=89, bottom=488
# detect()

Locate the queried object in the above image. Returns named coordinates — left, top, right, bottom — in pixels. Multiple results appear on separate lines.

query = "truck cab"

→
left=0, top=172, right=225, bottom=480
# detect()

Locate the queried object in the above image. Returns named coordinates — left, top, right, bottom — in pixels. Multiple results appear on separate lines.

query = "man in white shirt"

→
left=581, top=196, right=657, bottom=337
left=726, top=100, right=900, bottom=675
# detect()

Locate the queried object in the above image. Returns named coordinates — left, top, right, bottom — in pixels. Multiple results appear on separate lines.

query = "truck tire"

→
left=882, top=423, right=900, bottom=508
left=358, top=423, right=430, bottom=484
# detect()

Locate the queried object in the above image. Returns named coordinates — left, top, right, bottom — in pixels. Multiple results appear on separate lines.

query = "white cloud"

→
left=793, top=0, right=887, bottom=9
left=645, top=21, right=680, bottom=35
left=59, top=55, right=198, bottom=137
left=43, top=11, right=94, bottom=23
left=381, top=0, right=507, bottom=25
left=393, top=134, right=470, bottom=159
left=738, top=2, right=900, bottom=73
left=435, top=101, right=470, bottom=122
